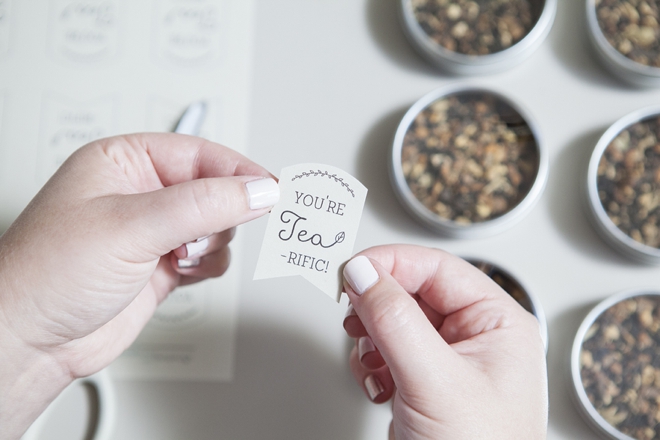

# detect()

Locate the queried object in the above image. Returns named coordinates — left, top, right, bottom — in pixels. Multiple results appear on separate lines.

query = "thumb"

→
left=113, top=176, right=279, bottom=258
left=343, top=256, right=465, bottom=393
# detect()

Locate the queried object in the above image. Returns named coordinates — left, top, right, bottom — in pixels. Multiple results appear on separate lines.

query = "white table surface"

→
left=33, top=0, right=660, bottom=439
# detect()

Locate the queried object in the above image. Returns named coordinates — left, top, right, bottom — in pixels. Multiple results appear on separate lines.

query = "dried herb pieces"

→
left=596, top=0, right=660, bottom=67
left=597, top=117, right=660, bottom=249
left=410, top=0, right=539, bottom=55
left=401, top=92, right=539, bottom=224
left=580, top=296, right=660, bottom=440
left=471, top=260, right=534, bottom=313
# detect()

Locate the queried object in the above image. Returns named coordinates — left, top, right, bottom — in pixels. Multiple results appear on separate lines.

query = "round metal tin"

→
left=586, top=0, right=660, bottom=87
left=571, top=289, right=660, bottom=440
left=586, top=106, right=660, bottom=264
left=399, top=0, right=557, bottom=75
left=390, top=84, right=548, bottom=238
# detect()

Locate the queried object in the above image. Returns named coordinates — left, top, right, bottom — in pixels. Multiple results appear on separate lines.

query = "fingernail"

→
left=343, top=305, right=358, bottom=332
left=185, top=237, right=208, bottom=258
left=343, top=256, right=379, bottom=295
left=364, top=374, right=384, bottom=401
left=178, top=258, right=200, bottom=268
left=358, top=336, right=376, bottom=361
left=246, top=178, right=280, bottom=210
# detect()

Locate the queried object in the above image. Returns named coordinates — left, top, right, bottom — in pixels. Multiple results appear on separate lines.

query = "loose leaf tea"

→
left=401, top=92, right=539, bottom=224
left=597, top=117, right=660, bottom=249
left=580, top=296, right=660, bottom=440
left=596, top=0, right=660, bottom=67
left=410, top=0, right=539, bottom=55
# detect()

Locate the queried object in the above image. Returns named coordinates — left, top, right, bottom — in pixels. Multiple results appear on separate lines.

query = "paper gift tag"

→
left=254, top=164, right=367, bottom=302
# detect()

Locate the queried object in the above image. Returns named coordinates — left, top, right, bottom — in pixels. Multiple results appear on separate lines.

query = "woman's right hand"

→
left=0, top=133, right=279, bottom=439
left=342, top=245, right=548, bottom=439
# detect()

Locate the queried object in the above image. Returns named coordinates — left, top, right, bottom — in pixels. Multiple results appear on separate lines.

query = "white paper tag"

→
left=254, top=164, right=367, bottom=302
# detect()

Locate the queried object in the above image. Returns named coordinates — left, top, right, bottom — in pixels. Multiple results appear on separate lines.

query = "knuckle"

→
left=189, top=179, right=243, bottom=224
left=189, top=179, right=219, bottom=221
left=366, top=291, right=418, bottom=338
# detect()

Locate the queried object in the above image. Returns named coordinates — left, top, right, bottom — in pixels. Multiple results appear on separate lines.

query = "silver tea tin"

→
left=390, top=85, right=548, bottom=238
left=586, top=106, right=660, bottom=264
left=399, top=0, right=557, bottom=75
left=467, top=258, right=548, bottom=352
left=571, top=289, right=660, bottom=440
left=586, top=0, right=660, bottom=87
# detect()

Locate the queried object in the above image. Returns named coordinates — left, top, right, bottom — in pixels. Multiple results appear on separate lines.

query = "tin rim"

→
left=390, top=84, right=548, bottom=238
left=586, top=106, right=660, bottom=263
left=465, top=257, right=548, bottom=352
left=585, top=0, right=660, bottom=84
left=570, top=289, right=660, bottom=440
left=399, top=0, right=557, bottom=73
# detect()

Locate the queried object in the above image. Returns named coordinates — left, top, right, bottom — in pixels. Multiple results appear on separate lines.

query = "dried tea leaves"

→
left=580, top=296, right=660, bottom=440
left=410, top=0, right=539, bottom=55
left=401, top=92, right=539, bottom=224
left=598, top=117, right=660, bottom=249
left=596, top=0, right=660, bottom=67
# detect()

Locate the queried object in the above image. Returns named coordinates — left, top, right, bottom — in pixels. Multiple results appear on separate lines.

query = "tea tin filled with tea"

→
left=390, top=85, right=548, bottom=238
left=587, top=106, right=660, bottom=264
left=399, top=0, right=557, bottom=74
left=468, top=258, right=548, bottom=351
left=571, top=290, right=660, bottom=440
left=586, top=0, right=660, bottom=86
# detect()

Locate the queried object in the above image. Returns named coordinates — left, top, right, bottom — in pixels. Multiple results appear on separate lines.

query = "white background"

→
left=13, top=0, right=660, bottom=438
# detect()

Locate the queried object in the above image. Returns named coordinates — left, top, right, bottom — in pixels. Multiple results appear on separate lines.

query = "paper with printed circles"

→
left=0, top=0, right=256, bottom=382
left=254, top=164, right=368, bottom=302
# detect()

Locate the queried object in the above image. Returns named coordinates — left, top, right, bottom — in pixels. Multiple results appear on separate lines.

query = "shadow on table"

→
left=356, top=106, right=442, bottom=240
left=548, top=0, right=629, bottom=90
left=546, top=301, right=602, bottom=440
left=364, top=0, right=442, bottom=77
left=117, top=324, right=370, bottom=440
left=231, top=324, right=367, bottom=440
left=546, top=127, right=638, bottom=267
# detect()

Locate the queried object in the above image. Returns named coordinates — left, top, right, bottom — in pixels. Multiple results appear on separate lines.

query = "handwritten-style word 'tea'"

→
left=278, top=211, right=345, bottom=248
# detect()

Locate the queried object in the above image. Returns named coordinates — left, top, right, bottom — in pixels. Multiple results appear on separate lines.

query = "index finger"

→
left=100, top=133, right=274, bottom=187
left=355, top=244, right=520, bottom=320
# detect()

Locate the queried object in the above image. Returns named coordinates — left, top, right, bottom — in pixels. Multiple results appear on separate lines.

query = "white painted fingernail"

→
left=185, top=238, right=208, bottom=258
left=364, top=374, right=384, bottom=401
left=178, top=258, right=200, bottom=268
left=343, top=256, right=379, bottom=295
left=246, top=178, right=280, bottom=210
left=358, top=336, right=376, bottom=360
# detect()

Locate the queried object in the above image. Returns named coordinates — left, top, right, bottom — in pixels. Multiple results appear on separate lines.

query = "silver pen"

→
left=174, top=101, right=207, bottom=136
